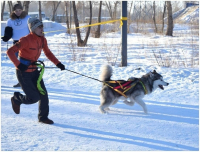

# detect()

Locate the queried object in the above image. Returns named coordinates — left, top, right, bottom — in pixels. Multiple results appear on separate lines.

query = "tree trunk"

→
left=52, top=1, right=61, bottom=21
left=70, top=1, right=72, bottom=29
left=65, top=1, right=70, bottom=34
left=127, top=1, right=133, bottom=33
left=24, top=1, right=30, bottom=14
left=106, top=2, right=113, bottom=19
left=153, top=1, right=157, bottom=33
left=8, top=1, right=13, bottom=14
left=166, top=1, right=173, bottom=36
left=73, top=1, right=92, bottom=47
left=72, top=1, right=83, bottom=46
left=113, top=2, right=118, bottom=20
left=95, top=1, right=102, bottom=38
left=83, top=2, right=92, bottom=45
left=105, top=1, right=119, bottom=20
left=162, top=1, right=166, bottom=33
left=39, top=1, right=42, bottom=21
left=52, top=2, right=56, bottom=21
left=1, top=1, right=5, bottom=21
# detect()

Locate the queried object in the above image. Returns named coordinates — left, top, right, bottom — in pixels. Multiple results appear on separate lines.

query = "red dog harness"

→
left=103, top=78, right=148, bottom=98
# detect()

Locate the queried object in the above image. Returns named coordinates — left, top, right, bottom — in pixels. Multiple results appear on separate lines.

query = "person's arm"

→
left=42, top=37, right=60, bottom=65
left=2, top=20, right=13, bottom=42
left=7, top=38, right=28, bottom=67
left=43, top=37, right=65, bottom=70
left=1, top=27, right=13, bottom=42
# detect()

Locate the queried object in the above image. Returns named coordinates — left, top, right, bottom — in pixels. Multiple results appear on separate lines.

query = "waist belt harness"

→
left=19, top=57, right=32, bottom=66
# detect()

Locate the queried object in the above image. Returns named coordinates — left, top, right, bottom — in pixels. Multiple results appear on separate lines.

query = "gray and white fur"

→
left=99, top=65, right=169, bottom=114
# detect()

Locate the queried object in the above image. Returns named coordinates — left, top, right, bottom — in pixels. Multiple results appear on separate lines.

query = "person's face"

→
left=14, top=9, right=23, bottom=17
left=34, top=25, right=44, bottom=37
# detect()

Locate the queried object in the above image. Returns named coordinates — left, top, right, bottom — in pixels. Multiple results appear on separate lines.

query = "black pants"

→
left=13, top=69, right=49, bottom=121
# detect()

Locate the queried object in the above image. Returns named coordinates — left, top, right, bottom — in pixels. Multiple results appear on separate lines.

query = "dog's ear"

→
left=150, top=71, right=154, bottom=78
left=153, top=70, right=157, bottom=73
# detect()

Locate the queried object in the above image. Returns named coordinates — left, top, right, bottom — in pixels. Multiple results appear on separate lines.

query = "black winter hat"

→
left=13, top=4, right=23, bottom=11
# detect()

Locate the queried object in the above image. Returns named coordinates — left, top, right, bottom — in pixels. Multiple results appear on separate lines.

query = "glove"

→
left=17, top=63, right=28, bottom=72
left=56, top=62, right=65, bottom=71
left=1, top=36, right=10, bottom=42
left=2, top=26, right=13, bottom=42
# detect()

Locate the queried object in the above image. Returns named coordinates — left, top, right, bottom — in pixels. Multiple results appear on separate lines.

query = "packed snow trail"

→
left=1, top=84, right=198, bottom=151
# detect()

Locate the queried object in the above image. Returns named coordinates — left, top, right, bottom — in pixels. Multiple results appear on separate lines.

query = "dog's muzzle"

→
left=159, top=83, right=169, bottom=90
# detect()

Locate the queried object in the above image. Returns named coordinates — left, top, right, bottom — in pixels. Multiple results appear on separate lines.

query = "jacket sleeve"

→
left=42, top=37, right=60, bottom=65
left=6, top=37, right=28, bottom=67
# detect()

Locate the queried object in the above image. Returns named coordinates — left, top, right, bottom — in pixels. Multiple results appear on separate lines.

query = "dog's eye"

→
left=155, top=78, right=162, bottom=81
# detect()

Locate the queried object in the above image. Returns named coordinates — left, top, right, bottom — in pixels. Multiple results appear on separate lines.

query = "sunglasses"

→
left=38, top=25, right=44, bottom=29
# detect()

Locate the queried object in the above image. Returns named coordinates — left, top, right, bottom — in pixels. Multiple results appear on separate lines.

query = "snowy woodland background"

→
left=1, top=1, right=199, bottom=151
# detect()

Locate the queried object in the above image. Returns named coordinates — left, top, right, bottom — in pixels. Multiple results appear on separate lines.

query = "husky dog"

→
left=99, top=65, right=169, bottom=114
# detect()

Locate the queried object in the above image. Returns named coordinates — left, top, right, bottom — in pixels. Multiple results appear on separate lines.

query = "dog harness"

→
left=103, top=78, right=148, bottom=98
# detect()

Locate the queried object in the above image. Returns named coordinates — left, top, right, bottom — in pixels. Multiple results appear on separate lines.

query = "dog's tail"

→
left=99, top=65, right=113, bottom=81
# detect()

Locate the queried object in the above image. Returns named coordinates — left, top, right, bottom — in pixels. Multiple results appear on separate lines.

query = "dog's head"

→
left=150, top=70, right=169, bottom=90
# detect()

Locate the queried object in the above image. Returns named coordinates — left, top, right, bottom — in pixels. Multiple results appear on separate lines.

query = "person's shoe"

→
left=13, top=83, right=21, bottom=88
left=39, top=118, right=54, bottom=125
left=11, top=97, right=20, bottom=114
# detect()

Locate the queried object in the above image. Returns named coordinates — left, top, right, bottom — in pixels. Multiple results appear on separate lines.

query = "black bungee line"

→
left=45, top=67, right=103, bottom=83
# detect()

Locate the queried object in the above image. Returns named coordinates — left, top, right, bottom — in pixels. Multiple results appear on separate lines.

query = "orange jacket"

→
left=7, top=32, right=60, bottom=72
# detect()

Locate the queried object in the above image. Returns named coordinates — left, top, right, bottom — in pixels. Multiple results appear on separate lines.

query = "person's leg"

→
left=37, top=79, right=50, bottom=122
left=12, top=70, right=52, bottom=123
left=32, top=70, right=52, bottom=123
left=13, top=70, right=41, bottom=105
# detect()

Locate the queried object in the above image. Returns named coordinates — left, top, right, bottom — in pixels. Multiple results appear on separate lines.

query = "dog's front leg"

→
left=135, top=97, right=148, bottom=114
left=99, top=106, right=107, bottom=114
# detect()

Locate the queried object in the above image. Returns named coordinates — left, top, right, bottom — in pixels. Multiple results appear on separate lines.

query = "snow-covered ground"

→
left=173, top=5, right=199, bottom=23
left=1, top=11, right=199, bottom=151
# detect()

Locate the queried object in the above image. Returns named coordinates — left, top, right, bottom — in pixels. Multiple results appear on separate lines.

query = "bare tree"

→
left=166, top=1, right=173, bottom=36
left=39, top=1, right=42, bottom=21
left=1, top=1, right=5, bottom=21
left=69, top=1, right=72, bottom=29
left=105, top=1, right=120, bottom=20
left=51, top=1, right=61, bottom=21
left=95, top=1, right=102, bottom=38
left=8, top=1, right=13, bottom=14
left=162, top=1, right=167, bottom=33
left=23, top=1, right=30, bottom=14
left=153, top=1, right=157, bottom=33
left=128, top=1, right=133, bottom=33
left=72, top=1, right=92, bottom=46
left=65, top=1, right=70, bottom=34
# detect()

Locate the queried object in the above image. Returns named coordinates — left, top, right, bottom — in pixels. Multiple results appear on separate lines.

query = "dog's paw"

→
left=99, top=107, right=107, bottom=114
left=105, top=107, right=110, bottom=111
left=143, top=109, right=148, bottom=114
left=100, top=110, right=107, bottom=114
